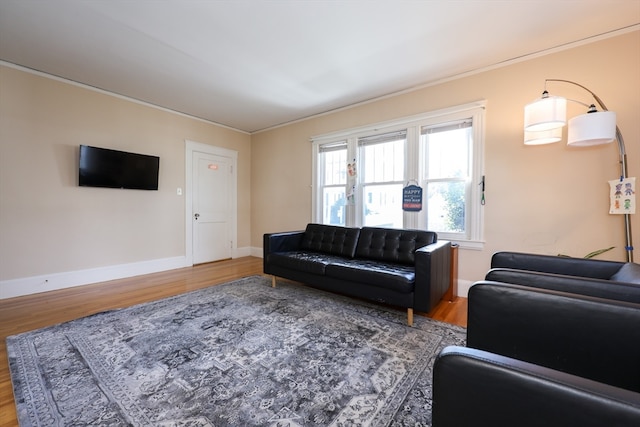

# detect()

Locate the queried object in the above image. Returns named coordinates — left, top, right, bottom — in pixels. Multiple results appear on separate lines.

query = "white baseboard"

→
left=0, top=256, right=189, bottom=300
left=457, top=279, right=473, bottom=298
left=234, top=246, right=253, bottom=258
left=250, top=246, right=264, bottom=258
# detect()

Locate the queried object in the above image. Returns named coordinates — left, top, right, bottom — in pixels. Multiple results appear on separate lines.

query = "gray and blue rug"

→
left=7, top=275, right=465, bottom=426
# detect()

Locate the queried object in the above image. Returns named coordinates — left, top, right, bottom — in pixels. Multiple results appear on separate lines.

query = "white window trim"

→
left=311, top=101, right=486, bottom=250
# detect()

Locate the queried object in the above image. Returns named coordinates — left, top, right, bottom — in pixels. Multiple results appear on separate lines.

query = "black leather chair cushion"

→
left=486, top=268, right=640, bottom=303
left=433, top=346, right=640, bottom=427
left=355, top=227, right=436, bottom=265
left=490, top=251, right=623, bottom=279
left=267, top=251, right=347, bottom=275
left=300, top=223, right=361, bottom=258
left=325, top=259, right=415, bottom=293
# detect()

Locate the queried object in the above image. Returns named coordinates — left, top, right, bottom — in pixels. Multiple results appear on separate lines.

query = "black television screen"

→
left=79, top=145, right=159, bottom=190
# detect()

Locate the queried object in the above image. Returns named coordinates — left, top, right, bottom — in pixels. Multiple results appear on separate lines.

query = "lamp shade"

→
left=567, top=111, right=616, bottom=146
left=524, top=127, right=563, bottom=145
left=524, top=96, right=567, bottom=132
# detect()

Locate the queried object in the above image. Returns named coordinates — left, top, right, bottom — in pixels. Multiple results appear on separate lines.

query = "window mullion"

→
left=346, top=137, right=358, bottom=227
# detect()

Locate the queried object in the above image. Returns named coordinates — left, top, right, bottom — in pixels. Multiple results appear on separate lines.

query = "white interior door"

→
left=192, top=151, right=233, bottom=264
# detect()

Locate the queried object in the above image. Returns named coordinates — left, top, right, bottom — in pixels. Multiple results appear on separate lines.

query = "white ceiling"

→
left=1, top=1, right=638, bottom=133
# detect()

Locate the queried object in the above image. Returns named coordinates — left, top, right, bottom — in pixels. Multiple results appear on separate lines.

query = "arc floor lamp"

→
left=524, top=79, right=634, bottom=262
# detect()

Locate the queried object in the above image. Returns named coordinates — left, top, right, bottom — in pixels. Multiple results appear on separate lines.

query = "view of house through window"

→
left=421, top=121, right=472, bottom=235
left=313, top=102, right=485, bottom=247
left=320, top=142, right=347, bottom=225
left=360, top=130, right=406, bottom=228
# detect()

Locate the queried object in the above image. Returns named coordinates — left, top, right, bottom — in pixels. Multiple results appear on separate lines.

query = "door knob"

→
left=194, top=213, right=200, bottom=220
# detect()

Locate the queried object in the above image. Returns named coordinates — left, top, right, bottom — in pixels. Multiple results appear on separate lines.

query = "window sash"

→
left=420, top=119, right=473, bottom=239
left=358, top=130, right=407, bottom=146
left=421, top=120, right=472, bottom=135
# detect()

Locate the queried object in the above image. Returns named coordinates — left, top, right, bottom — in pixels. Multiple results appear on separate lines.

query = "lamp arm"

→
left=545, top=79, right=610, bottom=111
left=546, top=78, right=627, bottom=165
left=564, top=98, right=595, bottom=109
left=616, top=128, right=628, bottom=176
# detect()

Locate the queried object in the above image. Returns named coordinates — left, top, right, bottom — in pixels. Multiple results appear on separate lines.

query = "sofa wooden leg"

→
left=407, top=308, right=414, bottom=327
left=271, top=275, right=277, bottom=288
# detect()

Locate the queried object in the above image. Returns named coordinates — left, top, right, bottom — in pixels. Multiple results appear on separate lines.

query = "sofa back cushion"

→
left=356, top=227, right=437, bottom=265
left=300, top=224, right=361, bottom=258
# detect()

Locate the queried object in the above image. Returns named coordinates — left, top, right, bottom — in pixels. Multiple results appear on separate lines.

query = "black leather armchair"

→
left=433, top=346, right=640, bottom=427
left=466, top=281, right=640, bottom=391
left=432, top=279, right=640, bottom=426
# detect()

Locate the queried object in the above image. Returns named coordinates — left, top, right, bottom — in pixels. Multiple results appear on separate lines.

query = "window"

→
left=318, top=141, right=347, bottom=225
left=421, top=121, right=472, bottom=238
left=312, top=101, right=485, bottom=248
left=359, top=130, right=406, bottom=228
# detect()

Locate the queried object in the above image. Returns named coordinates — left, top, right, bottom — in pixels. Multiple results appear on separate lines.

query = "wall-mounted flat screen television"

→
left=79, top=145, right=160, bottom=190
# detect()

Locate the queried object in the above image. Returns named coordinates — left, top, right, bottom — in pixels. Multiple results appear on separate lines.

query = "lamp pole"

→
left=545, top=79, right=633, bottom=262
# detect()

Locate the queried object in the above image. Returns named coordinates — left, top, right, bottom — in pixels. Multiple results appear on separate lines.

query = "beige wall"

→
left=251, top=31, right=640, bottom=287
left=1, top=31, right=638, bottom=297
left=0, top=65, right=252, bottom=283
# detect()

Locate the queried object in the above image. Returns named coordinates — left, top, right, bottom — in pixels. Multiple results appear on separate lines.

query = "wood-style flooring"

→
left=0, top=256, right=467, bottom=426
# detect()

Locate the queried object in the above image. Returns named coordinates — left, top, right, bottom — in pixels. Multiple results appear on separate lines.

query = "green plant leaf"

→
left=583, top=247, right=615, bottom=259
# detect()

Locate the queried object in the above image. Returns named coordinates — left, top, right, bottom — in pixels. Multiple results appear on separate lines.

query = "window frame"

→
left=317, top=141, right=348, bottom=226
left=311, top=101, right=486, bottom=249
left=357, top=130, right=407, bottom=228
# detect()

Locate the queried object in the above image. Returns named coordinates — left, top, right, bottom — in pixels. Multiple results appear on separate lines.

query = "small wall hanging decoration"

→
left=402, top=181, right=423, bottom=212
left=609, top=177, right=636, bottom=214
left=346, top=160, right=357, bottom=205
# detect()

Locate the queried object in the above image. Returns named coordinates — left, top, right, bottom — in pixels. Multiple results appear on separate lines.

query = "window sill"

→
left=450, top=239, right=485, bottom=251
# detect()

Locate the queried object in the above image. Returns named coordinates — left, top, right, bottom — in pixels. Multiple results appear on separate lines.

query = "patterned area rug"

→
left=7, top=275, right=465, bottom=426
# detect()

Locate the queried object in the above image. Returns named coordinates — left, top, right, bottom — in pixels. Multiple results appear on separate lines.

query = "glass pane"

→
left=362, top=139, right=404, bottom=183
left=363, top=183, right=403, bottom=228
left=426, top=181, right=466, bottom=233
left=425, top=127, right=470, bottom=179
left=323, top=187, right=346, bottom=225
left=323, top=149, right=347, bottom=186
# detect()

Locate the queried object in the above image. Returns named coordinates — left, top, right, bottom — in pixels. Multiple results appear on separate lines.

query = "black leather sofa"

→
left=263, top=223, right=451, bottom=325
left=432, top=276, right=640, bottom=426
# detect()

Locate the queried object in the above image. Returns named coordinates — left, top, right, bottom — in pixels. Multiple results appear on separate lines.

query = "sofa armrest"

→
left=263, top=231, right=304, bottom=274
left=490, top=251, right=623, bottom=279
left=432, top=346, right=640, bottom=427
left=413, top=240, right=451, bottom=312
left=486, top=268, right=640, bottom=303
left=467, top=281, right=640, bottom=392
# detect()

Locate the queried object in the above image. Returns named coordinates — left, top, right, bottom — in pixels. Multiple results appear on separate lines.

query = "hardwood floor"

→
left=0, top=256, right=467, bottom=426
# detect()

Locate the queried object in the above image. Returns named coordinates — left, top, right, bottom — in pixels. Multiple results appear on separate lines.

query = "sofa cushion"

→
left=300, top=224, right=361, bottom=258
left=325, top=259, right=415, bottom=293
left=610, top=263, right=640, bottom=284
left=355, top=227, right=436, bottom=265
left=268, top=251, right=347, bottom=275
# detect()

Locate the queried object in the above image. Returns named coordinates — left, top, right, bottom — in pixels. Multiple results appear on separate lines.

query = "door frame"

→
left=185, top=140, right=238, bottom=266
